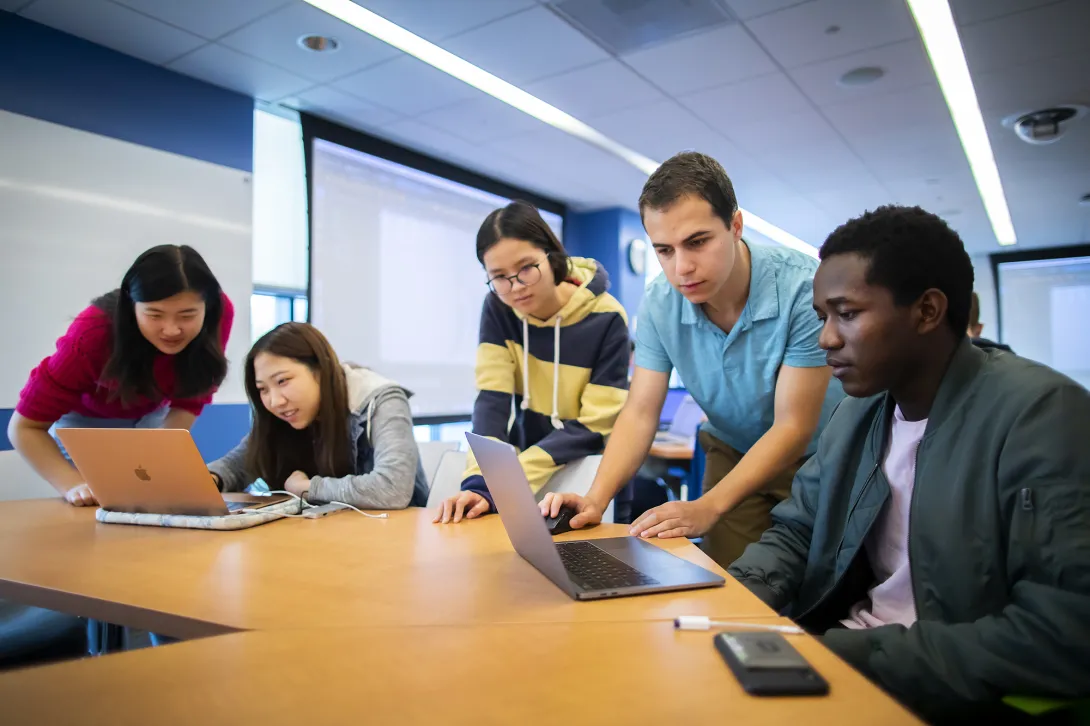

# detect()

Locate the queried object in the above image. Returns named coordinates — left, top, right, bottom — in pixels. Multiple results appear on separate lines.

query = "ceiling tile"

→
left=458, top=152, right=612, bottom=209
left=951, top=0, right=1063, bottom=26
left=807, top=185, right=898, bottom=222
left=973, top=52, right=1090, bottom=116
left=788, top=39, right=935, bottom=108
left=415, top=96, right=548, bottom=145
left=823, top=83, right=954, bottom=155
left=960, top=0, right=1090, bottom=75
left=742, top=188, right=837, bottom=248
left=333, top=55, right=482, bottom=116
left=620, top=24, right=778, bottom=96
left=440, top=6, right=610, bottom=85
left=487, top=126, right=649, bottom=201
left=718, top=105, right=841, bottom=155
left=856, top=137, right=971, bottom=184
left=526, top=60, right=666, bottom=120
left=167, top=43, right=313, bottom=101
left=744, top=0, right=915, bottom=68
left=588, top=100, right=734, bottom=163
left=283, top=86, right=402, bottom=129
left=218, top=2, right=398, bottom=82
left=758, top=138, right=885, bottom=195
left=21, top=0, right=206, bottom=65
left=678, top=72, right=812, bottom=129
left=353, top=0, right=536, bottom=42
left=110, top=0, right=289, bottom=40
left=372, top=119, right=482, bottom=164
left=721, top=0, right=813, bottom=21
left=884, top=176, right=984, bottom=220
left=986, top=113, right=1090, bottom=180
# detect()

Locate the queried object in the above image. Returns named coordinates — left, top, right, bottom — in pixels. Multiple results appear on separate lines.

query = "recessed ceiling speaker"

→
left=1002, top=105, right=1086, bottom=145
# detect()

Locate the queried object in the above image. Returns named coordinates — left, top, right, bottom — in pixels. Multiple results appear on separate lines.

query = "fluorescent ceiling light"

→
left=302, top=0, right=819, bottom=257
left=907, top=0, right=1016, bottom=246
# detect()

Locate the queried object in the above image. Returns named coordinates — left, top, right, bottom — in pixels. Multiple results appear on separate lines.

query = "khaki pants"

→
left=698, top=430, right=804, bottom=569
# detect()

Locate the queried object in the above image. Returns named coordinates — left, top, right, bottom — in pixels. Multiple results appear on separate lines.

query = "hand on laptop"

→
left=433, top=491, right=491, bottom=524
left=629, top=499, right=718, bottom=540
left=64, top=483, right=97, bottom=507
left=539, top=492, right=602, bottom=529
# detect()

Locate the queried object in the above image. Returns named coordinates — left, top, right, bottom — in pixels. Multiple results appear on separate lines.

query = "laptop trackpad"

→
left=591, top=537, right=720, bottom=585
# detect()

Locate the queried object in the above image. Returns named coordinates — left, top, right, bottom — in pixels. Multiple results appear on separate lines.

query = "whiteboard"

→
left=309, top=138, right=563, bottom=417
left=0, top=109, right=253, bottom=408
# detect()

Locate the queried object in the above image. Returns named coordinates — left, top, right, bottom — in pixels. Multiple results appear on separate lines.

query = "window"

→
left=251, top=289, right=308, bottom=342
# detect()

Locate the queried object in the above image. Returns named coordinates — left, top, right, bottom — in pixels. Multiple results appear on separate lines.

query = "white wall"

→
left=971, top=254, right=998, bottom=338
left=0, top=110, right=253, bottom=409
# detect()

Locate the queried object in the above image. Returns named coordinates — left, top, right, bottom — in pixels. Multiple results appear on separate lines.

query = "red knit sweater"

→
left=16, top=294, right=235, bottom=422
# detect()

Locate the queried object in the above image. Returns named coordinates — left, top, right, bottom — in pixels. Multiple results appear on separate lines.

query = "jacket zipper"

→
left=798, top=404, right=888, bottom=622
left=833, top=461, right=880, bottom=564
left=799, top=460, right=881, bottom=621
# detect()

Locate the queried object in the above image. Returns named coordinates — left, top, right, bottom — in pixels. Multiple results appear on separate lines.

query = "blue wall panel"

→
left=0, top=13, right=253, bottom=172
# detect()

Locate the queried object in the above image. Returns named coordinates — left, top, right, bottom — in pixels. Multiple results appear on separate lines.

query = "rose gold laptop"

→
left=56, top=428, right=286, bottom=516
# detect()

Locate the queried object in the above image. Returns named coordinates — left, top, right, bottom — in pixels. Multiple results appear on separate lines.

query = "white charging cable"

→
left=241, top=490, right=388, bottom=519
left=673, top=615, right=804, bottom=634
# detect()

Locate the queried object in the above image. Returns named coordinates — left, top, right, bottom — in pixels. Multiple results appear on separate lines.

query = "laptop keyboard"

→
left=557, top=541, right=660, bottom=591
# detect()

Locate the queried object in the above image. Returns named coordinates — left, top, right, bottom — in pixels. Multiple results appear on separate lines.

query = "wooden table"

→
left=0, top=620, right=922, bottom=725
left=0, top=500, right=771, bottom=639
left=649, top=440, right=694, bottom=460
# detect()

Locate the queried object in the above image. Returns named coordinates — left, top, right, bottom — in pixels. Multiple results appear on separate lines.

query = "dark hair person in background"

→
left=434, top=201, right=631, bottom=524
left=8, top=245, right=233, bottom=506
left=209, top=322, right=428, bottom=509
left=729, top=205, right=1090, bottom=723
left=968, top=291, right=1013, bottom=352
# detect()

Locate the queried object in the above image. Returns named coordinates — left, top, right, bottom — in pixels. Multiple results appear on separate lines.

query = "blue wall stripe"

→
left=0, top=13, right=254, bottom=172
left=0, top=409, right=12, bottom=453
left=1, top=404, right=252, bottom=462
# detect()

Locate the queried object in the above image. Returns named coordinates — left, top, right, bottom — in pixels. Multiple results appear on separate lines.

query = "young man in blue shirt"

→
left=542, top=152, right=843, bottom=567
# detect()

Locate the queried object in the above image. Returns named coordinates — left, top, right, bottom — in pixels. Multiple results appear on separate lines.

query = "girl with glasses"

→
left=434, top=201, right=630, bottom=524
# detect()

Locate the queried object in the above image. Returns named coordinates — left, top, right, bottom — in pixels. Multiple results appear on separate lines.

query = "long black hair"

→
left=244, top=323, right=352, bottom=487
left=94, top=245, right=228, bottom=405
left=476, top=201, right=570, bottom=284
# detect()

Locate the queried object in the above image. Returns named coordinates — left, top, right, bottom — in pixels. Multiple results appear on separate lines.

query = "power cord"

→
left=240, top=490, right=388, bottom=519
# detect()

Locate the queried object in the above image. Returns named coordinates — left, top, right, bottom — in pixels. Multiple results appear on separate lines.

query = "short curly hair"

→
left=820, top=205, right=974, bottom=334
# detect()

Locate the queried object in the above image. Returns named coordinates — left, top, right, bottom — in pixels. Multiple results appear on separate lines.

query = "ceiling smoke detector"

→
left=1002, top=105, right=1086, bottom=145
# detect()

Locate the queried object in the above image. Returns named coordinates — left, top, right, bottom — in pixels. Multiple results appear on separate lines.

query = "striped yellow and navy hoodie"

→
left=460, top=257, right=630, bottom=510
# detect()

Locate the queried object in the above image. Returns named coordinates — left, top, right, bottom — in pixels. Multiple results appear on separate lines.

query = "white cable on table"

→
left=673, top=615, right=803, bottom=634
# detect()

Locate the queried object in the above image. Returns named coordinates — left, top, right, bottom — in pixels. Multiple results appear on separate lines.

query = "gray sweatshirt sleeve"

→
left=207, top=436, right=252, bottom=493
left=307, top=388, right=419, bottom=510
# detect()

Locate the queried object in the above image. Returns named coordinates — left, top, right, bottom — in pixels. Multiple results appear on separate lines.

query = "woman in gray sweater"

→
left=209, top=322, right=428, bottom=509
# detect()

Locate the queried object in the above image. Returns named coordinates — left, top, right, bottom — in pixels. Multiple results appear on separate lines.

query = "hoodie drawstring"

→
left=550, top=317, right=563, bottom=429
left=520, top=315, right=564, bottom=430
left=520, top=317, right=531, bottom=411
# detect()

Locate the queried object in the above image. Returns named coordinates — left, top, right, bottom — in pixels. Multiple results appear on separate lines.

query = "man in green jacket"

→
left=728, top=205, right=1090, bottom=722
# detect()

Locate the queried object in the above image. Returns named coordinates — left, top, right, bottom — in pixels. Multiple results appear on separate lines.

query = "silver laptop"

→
left=654, top=394, right=703, bottom=445
left=57, top=428, right=287, bottom=516
left=466, top=433, right=724, bottom=601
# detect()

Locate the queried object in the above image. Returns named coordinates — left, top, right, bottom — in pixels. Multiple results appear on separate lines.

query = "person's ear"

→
left=731, top=210, right=744, bottom=239
left=914, top=289, right=948, bottom=335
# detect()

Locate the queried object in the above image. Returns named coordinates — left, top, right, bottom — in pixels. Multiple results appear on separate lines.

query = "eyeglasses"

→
left=486, top=262, right=543, bottom=295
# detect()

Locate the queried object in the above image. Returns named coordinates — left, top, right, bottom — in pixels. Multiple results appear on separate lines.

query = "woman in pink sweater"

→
left=7, top=245, right=234, bottom=506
